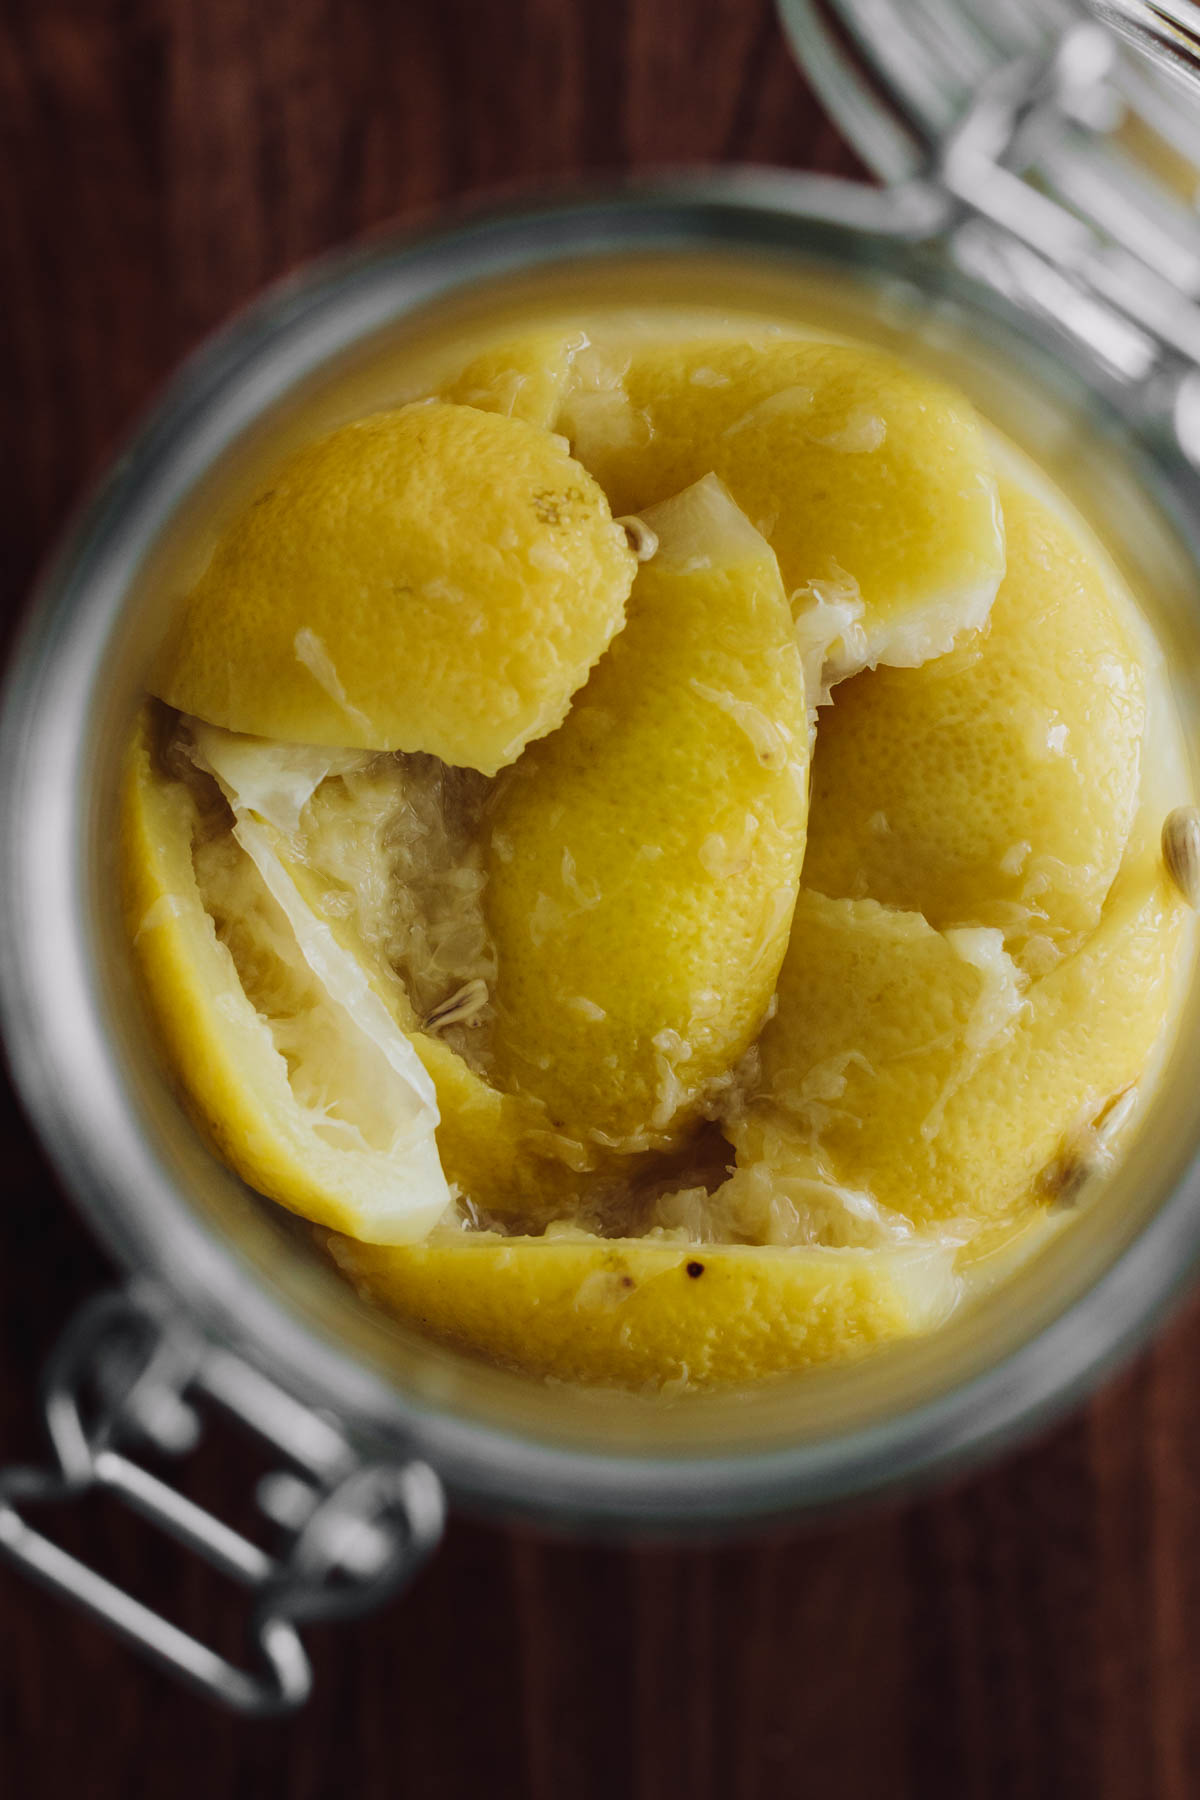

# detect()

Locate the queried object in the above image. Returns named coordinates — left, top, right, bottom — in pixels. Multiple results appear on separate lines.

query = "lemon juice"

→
left=122, top=302, right=1197, bottom=1391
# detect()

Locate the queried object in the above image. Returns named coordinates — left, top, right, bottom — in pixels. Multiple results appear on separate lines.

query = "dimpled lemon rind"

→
left=734, top=857, right=1187, bottom=1234
left=438, top=329, right=585, bottom=427
left=803, top=483, right=1146, bottom=969
left=484, top=476, right=809, bottom=1151
left=327, top=1232, right=958, bottom=1389
left=558, top=336, right=1005, bottom=675
left=121, top=708, right=450, bottom=1244
left=153, top=403, right=636, bottom=774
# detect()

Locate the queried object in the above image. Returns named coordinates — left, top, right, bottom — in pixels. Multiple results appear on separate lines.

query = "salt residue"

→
left=528, top=540, right=572, bottom=574
left=722, top=385, right=815, bottom=439
left=688, top=365, right=733, bottom=388
left=649, top=1028, right=694, bottom=1132
left=698, top=812, right=760, bottom=879
left=920, top=927, right=1027, bottom=1142
left=134, top=893, right=183, bottom=943
left=808, top=407, right=887, bottom=454
left=293, top=628, right=373, bottom=736
left=690, top=679, right=791, bottom=770
left=999, top=840, right=1032, bottom=878
left=422, top=576, right=467, bottom=606
left=560, top=848, right=603, bottom=910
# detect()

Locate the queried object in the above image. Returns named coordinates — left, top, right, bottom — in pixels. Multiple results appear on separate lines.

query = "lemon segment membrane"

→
left=803, top=483, right=1148, bottom=972
left=191, top=722, right=604, bottom=1228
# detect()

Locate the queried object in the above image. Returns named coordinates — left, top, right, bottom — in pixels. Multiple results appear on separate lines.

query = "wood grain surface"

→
left=3, top=3, right=1200, bottom=1794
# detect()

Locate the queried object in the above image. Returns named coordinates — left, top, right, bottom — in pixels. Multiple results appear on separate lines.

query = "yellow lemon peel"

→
left=154, top=402, right=636, bottom=774
left=557, top=335, right=1005, bottom=681
left=485, top=476, right=809, bottom=1151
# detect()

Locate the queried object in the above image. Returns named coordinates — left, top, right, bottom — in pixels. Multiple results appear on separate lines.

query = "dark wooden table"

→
left=4, top=3, right=1200, bottom=1793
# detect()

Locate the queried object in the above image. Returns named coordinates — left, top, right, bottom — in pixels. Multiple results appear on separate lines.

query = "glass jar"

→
left=3, top=0, right=1200, bottom=1714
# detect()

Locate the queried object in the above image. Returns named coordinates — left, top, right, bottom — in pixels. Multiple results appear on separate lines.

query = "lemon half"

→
left=734, top=854, right=1187, bottom=1234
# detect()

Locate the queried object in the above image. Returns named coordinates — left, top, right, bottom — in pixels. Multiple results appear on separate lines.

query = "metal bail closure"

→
left=1087, top=1, right=1200, bottom=91
left=937, top=24, right=1200, bottom=382
left=0, top=1284, right=445, bottom=1715
left=778, top=3, right=1200, bottom=443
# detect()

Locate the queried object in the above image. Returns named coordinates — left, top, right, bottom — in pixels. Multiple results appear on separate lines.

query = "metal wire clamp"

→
left=0, top=1284, right=445, bottom=1715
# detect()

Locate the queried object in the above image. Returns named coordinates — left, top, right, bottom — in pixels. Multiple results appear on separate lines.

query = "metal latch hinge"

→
left=0, top=1284, right=444, bottom=1715
left=928, top=20, right=1200, bottom=439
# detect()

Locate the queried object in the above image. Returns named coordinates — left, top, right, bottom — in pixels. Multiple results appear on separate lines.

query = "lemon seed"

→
left=1162, top=805, right=1200, bottom=908
left=424, top=978, right=489, bottom=1033
left=617, top=515, right=659, bottom=562
left=1040, top=1143, right=1101, bottom=1206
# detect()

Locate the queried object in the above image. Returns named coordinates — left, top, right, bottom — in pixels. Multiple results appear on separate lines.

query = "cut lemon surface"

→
left=804, top=482, right=1147, bottom=970
left=192, top=720, right=601, bottom=1224
left=122, top=707, right=450, bottom=1243
left=153, top=402, right=636, bottom=774
left=485, top=476, right=809, bottom=1152
left=328, top=1230, right=959, bottom=1389
left=557, top=335, right=1005, bottom=679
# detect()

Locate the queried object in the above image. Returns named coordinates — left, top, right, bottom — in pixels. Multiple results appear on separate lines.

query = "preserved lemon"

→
left=484, top=476, right=809, bottom=1151
left=173, top=719, right=602, bottom=1226
left=329, top=1229, right=958, bottom=1388
left=153, top=402, right=636, bottom=775
left=728, top=858, right=1187, bottom=1237
left=122, top=307, right=1195, bottom=1392
left=803, top=483, right=1147, bottom=972
left=556, top=335, right=1005, bottom=681
left=438, top=328, right=585, bottom=427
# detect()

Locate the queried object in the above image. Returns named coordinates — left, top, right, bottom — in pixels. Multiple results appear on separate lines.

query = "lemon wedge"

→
left=557, top=335, right=1005, bottom=680
left=804, top=482, right=1147, bottom=971
left=123, top=707, right=450, bottom=1243
left=484, top=476, right=809, bottom=1151
left=153, top=402, right=636, bottom=774
left=732, top=854, right=1188, bottom=1235
left=328, top=1230, right=959, bottom=1389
